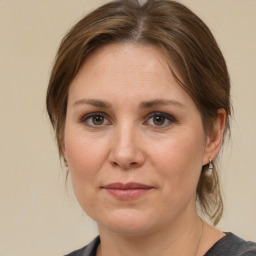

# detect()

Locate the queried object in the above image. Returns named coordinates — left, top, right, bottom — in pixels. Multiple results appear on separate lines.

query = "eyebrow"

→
left=72, top=98, right=186, bottom=109
left=139, top=99, right=186, bottom=109
left=73, top=99, right=112, bottom=108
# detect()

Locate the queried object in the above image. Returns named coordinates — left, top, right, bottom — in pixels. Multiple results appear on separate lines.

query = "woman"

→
left=46, top=0, right=256, bottom=255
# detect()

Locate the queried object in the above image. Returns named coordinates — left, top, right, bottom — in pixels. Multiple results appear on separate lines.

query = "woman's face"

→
left=64, top=43, right=213, bottom=236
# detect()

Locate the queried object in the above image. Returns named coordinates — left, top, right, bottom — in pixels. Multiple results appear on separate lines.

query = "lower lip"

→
left=104, top=188, right=152, bottom=200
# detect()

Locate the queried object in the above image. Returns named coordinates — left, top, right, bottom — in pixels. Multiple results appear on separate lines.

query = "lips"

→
left=103, top=182, right=153, bottom=200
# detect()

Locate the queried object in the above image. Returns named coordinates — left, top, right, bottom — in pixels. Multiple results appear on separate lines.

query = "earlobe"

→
left=203, top=109, right=226, bottom=165
left=63, top=157, right=69, bottom=167
left=62, top=144, right=69, bottom=167
left=63, top=158, right=69, bottom=167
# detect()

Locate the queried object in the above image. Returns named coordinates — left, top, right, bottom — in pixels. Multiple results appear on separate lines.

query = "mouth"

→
left=102, top=182, right=154, bottom=200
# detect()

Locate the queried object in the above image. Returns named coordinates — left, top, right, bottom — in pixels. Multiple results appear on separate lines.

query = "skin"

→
left=64, top=43, right=226, bottom=256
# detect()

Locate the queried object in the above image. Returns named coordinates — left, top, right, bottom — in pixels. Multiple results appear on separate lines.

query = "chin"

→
left=96, top=208, right=156, bottom=236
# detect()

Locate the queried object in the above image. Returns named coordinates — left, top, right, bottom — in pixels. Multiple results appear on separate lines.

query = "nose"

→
left=108, top=124, right=145, bottom=169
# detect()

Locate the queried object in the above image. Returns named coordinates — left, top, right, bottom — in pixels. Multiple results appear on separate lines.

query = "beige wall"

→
left=0, top=0, right=255, bottom=255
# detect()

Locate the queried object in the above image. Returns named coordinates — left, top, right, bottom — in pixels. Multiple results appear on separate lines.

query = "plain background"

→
left=0, top=0, right=255, bottom=255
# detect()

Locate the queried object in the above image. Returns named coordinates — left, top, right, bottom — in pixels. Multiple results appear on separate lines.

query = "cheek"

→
left=64, top=130, right=108, bottom=195
left=65, top=127, right=108, bottom=170
left=151, top=130, right=205, bottom=194
left=65, top=135, right=107, bottom=216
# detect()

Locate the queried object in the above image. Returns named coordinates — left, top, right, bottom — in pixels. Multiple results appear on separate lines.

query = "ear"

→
left=202, top=109, right=226, bottom=165
left=61, top=141, right=69, bottom=167
left=63, top=155, right=69, bottom=167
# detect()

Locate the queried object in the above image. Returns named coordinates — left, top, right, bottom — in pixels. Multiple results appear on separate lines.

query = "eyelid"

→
left=147, top=111, right=176, bottom=120
left=145, top=111, right=177, bottom=127
left=79, top=111, right=176, bottom=128
left=80, top=112, right=111, bottom=126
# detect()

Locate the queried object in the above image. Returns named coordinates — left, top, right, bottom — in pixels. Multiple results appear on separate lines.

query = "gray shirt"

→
left=64, top=233, right=256, bottom=256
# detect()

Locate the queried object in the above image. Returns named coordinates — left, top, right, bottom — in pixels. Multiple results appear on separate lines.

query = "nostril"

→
left=111, top=160, right=138, bottom=168
left=112, top=162, right=119, bottom=167
left=108, top=144, right=145, bottom=169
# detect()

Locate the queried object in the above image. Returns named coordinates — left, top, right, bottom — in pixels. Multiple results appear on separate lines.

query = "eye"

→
left=81, top=112, right=110, bottom=127
left=146, top=112, right=176, bottom=127
left=152, top=116, right=166, bottom=126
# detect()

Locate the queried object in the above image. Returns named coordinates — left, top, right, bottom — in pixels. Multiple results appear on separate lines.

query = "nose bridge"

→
left=109, top=121, right=144, bottom=168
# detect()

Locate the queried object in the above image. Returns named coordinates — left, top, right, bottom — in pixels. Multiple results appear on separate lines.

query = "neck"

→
left=97, top=212, right=204, bottom=256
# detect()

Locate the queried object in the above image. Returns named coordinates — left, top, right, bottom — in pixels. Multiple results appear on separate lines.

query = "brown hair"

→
left=46, top=0, right=231, bottom=225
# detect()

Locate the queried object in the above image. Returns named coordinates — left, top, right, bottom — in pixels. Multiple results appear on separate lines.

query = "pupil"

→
left=93, top=116, right=104, bottom=125
left=154, top=116, right=165, bottom=125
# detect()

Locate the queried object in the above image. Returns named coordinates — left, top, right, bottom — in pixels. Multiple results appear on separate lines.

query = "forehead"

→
left=72, top=43, right=172, bottom=83
left=68, top=43, right=193, bottom=107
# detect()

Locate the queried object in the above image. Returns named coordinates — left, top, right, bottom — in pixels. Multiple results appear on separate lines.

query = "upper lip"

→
left=103, top=182, right=153, bottom=189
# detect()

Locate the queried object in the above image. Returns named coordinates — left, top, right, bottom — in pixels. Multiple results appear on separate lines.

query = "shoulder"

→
left=205, top=232, right=256, bottom=256
left=64, top=237, right=100, bottom=256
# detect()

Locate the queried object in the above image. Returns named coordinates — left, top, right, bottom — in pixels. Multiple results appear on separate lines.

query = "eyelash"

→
left=80, top=112, right=110, bottom=127
left=80, top=112, right=176, bottom=128
left=146, top=112, right=176, bottom=128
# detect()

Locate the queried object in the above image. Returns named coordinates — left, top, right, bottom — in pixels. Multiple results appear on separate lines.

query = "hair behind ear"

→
left=197, top=161, right=223, bottom=225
